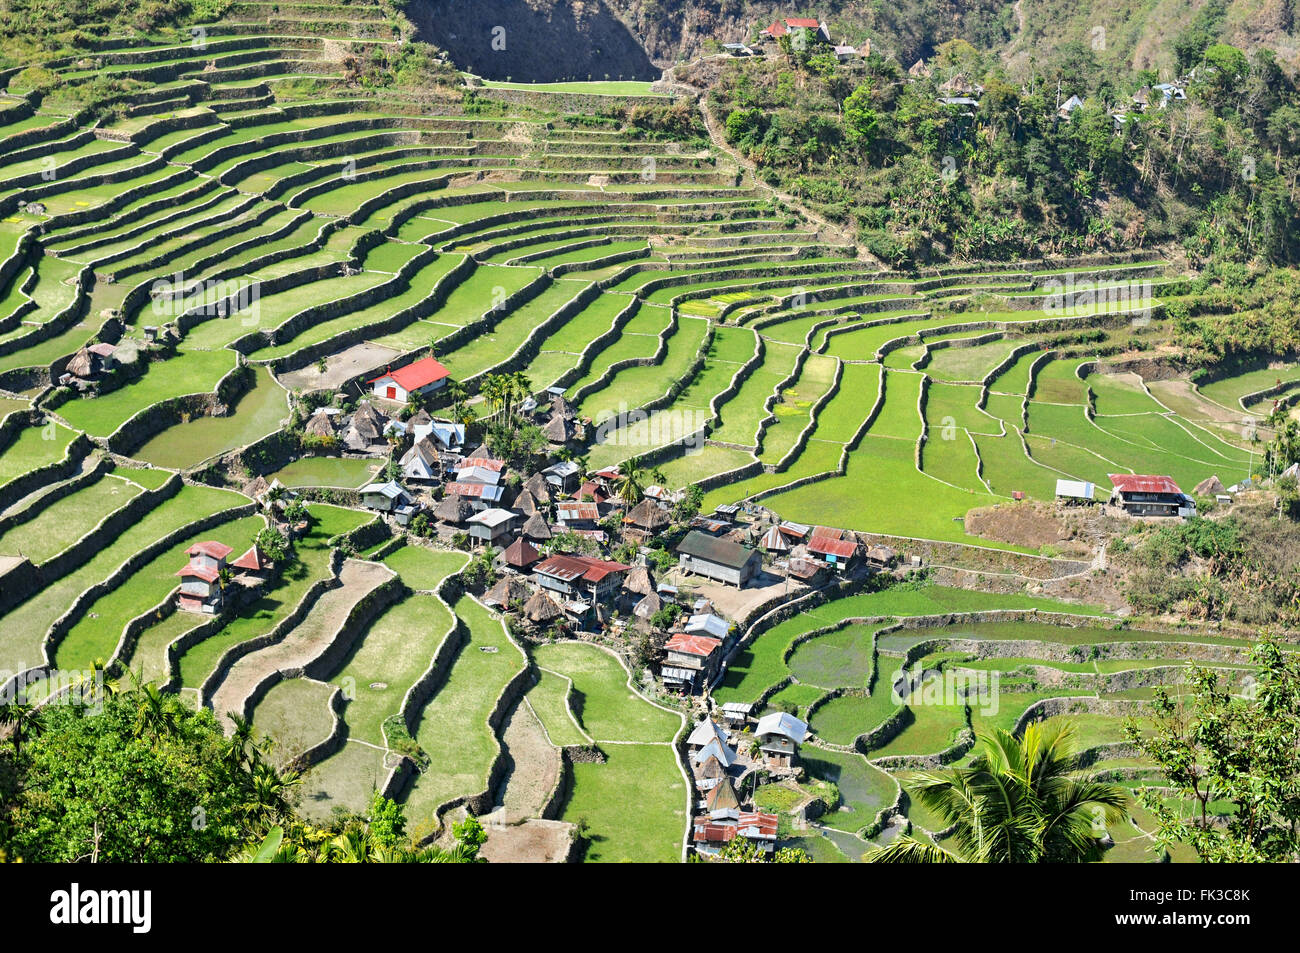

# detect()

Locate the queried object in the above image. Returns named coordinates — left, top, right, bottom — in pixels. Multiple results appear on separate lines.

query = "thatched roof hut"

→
left=633, top=591, right=662, bottom=620
left=542, top=413, right=573, bottom=444
left=484, top=575, right=531, bottom=609
left=524, top=589, right=564, bottom=624
left=243, top=475, right=270, bottom=501
left=513, top=488, right=540, bottom=517
left=522, top=512, right=552, bottom=541
left=434, top=493, right=473, bottom=524
left=304, top=410, right=336, bottom=438
left=1194, top=475, right=1226, bottom=496
left=625, top=497, right=670, bottom=531
left=66, top=348, right=98, bottom=379
left=523, top=472, right=552, bottom=504
left=624, top=564, right=656, bottom=597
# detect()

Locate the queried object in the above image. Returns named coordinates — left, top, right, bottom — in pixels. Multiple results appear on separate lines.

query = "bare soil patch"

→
left=479, top=819, right=576, bottom=864
left=493, top=697, right=561, bottom=821
left=276, top=342, right=401, bottom=393
left=965, top=501, right=1092, bottom=556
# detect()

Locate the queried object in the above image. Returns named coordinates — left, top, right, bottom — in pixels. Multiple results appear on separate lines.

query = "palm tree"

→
left=225, top=714, right=258, bottom=772
left=241, top=761, right=302, bottom=828
left=447, top=381, right=468, bottom=422
left=0, top=701, right=41, bottom=758
left=865, top=719, right=1129, bottom=863
left=508, top=370, right=532, bottom=420
left=479, top=375, right=503, bottom=419
left=615, top=455, right=646, bottom=507
left=130, top=684, right=176, bottom=741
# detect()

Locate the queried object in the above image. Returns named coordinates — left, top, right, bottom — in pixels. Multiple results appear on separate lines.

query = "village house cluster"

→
left=686, top=709, right=809, bottom=856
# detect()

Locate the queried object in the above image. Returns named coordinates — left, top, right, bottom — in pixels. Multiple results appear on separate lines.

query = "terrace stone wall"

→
left=22, top=501, right=257, bottom=694
left=0, top=431, right=92, bottom=516
left=299, top=572, right=405, bottom=684
left=635, top=328, right=765, bottom=472
left=100, top=361, right=252, bottom=457
left=0, top=265, right=91, bottom=362
left=34, top=470, right=184, bottom=594
left=271, top=252, right=477, bottom=376
left=290, top=684, right=350, bottom=772
left=197, top=548, right=345, bottom=706
left=472, top=87, right=673, bottom=116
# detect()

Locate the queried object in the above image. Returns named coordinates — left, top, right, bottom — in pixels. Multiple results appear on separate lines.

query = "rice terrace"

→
left=1, top=0, right=1299, bottom=870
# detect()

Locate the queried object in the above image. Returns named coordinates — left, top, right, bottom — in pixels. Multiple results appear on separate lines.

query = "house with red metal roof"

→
left=691, top=811, right=780, bottom=856
left=761, top=16, right=830, bottom=42
left=176, top=541, right=233, bottom=613
left=806, top=530, right=860, bottom=572
left=533, top=553, right=630, bottom=607
left=1108, top=474, right=1194, bottom=517
left=367, top=356, right=451, bottom=403
left=662, top=632, right=724, bottom=692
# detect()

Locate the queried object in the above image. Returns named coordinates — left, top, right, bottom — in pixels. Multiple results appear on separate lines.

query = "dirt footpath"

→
left=493, top=698, right=561, bottom=822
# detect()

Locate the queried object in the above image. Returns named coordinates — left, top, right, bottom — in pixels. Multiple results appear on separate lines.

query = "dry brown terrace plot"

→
left=489, top=695, right=561, bottom=823
left=206, top=559, right=395, bottom=730
left=276, top=342, right=403, bottom=393
left=478, top=819, right=577, bottom=864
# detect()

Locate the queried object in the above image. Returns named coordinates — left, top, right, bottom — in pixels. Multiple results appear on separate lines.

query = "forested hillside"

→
left=692, top=34, right=1300, bottom=273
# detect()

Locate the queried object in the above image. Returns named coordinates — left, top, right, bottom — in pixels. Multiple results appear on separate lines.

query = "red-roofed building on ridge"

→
left=761, top=16, right=830, bottom=42
left=368, top=356, right=451, bottom=403
left=1108, top=474, right=1194, bottom=517
left=176, top=541, right=233, bottom=613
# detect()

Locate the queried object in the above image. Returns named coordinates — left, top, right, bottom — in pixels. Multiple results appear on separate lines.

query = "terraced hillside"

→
left=1, top=20, right=1279, bottom=550
left=723, top=583, right=1263, bottom=863
left=1, top=8, right=1294, bottom=863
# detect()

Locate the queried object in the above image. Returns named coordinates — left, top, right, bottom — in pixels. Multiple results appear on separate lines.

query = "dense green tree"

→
left=1124, top=638, right=1300, bottom=862
left=2, top=691, right=258, bottom=862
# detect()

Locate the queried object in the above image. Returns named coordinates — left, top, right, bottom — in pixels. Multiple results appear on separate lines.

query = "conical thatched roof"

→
left=524, top=589, right=564, bottom=624
left=523, top=472, right=551, bottom=503
left=66, top=348, right=96, bottom=378
left=625, top=497, right=670, bottom=530
left=633, top=591, right=661, bottom=620
left=353, top=399, right=384, bottom=427
left=244, top=475, right=270, bottom=501
left=1194, top=475, right=1226, bottom=496
left=304, top=410, right=335, bottom=438
left=550, top=393, right=572, bottom=418
left=513, top=488, right=540, bottom=517
left=434, top=493, right=472, bottom=524
left=485, top=575, right=531, bottom=608
left=522, top=511, right=552, bottom=541
left=542, top=413, right=572, bottom=444
left=624, top=564, right=655, bottom=596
